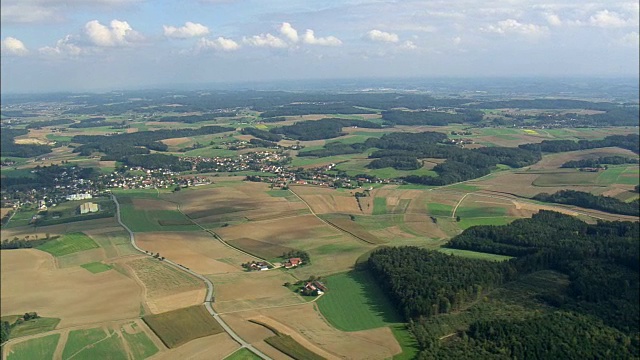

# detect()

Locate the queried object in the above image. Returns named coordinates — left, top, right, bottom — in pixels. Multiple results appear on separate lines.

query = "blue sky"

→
left=1, top=0, right=638, bottom=93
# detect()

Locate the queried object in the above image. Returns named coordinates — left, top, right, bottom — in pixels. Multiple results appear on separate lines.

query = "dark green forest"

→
left=533, top=189, right=639, bottom=216
left=269, top=118, right=382, bottom=141
left=561, top=155, right=638, bottom=168
left=368, top=211, right=639, bottom=359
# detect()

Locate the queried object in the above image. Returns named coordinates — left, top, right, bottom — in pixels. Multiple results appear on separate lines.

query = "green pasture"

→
left=117, top=198, right=198, bottom=232
left=438, top=248, right=513, bottom=262
left=6, top=334, right=60, bottom=360
left=457, top=217, right=517, bottom=230
left=120, top=323, right=159, bottom=360
left=390, top=324, right=420, bottom=360
left=454, top=205, right=507, bottom=218
left=37, top=232, right=99, bottom=257
left=2, top=317, right=60, bottom=338
left=372, top=197, right=387, bottom=215
left=264, top=334, right=325, bottom=360
left=2, top=209, right=38, bottom=228
left=317, top=270, right=403, bottom=332
left=63, top=328, right=128, bottom=360
left=532, top=170, right=598, bottom=187
left=597, top=165, right=639, bottom=185
left=427, top=203, right=453, bottom=217
left=224, top=348, right=261, bottom=360
left=80, top=262, right=113, bottom=273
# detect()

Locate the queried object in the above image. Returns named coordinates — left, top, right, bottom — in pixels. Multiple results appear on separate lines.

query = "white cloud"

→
left=618, top=31, right=639, bottom=47
left=280, top=22, right=299, bottom=43
left=302, top=29, right=342, bottom=46
left=589, top=10, right=628, bottom=28
left=482, top=19, right=548, bottom=36
left=85, top=19, right=143, bottom=47
left=545, top=13, right=563, bottom=27
left=1, top=36, right=29, bottom=56
left=452, top=36, right=462, bottom=46
left=164, top=22, right=210, bottom=39
left=1, top=0, right=141, bottom=24
left=366, top=30, right=399, bottom=43
left=197, top=36, right=240, bottom=51
left=399, top=40, right=417, bottom=50
left=39, top=35, right=84, bottom=57
left=243, top=33, right=287, bottom=48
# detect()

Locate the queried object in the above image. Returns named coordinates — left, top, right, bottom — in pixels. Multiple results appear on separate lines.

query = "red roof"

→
left=289, top=258, right=302, bottom=265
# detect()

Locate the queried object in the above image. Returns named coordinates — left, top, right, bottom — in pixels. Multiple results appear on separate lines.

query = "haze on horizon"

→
left=1, top=0, right=639, bottom=93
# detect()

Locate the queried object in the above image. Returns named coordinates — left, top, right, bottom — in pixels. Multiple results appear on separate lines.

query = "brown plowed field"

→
left=290, top=186, right=362, bottom=214
left=1, top=249, right=141, bottom=328
left=148, top=333, right=239, bottom=360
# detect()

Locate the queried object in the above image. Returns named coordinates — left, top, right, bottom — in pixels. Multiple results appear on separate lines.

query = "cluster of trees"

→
left=368, top=156, right=421, bottom=170
left=68, top=117, right=108, bottom=128
left=1, top=312, right=40, bottom=344
left=519, top=134, right=639, bottom=154
left=240, top=127, right=283, bottom=142
left=561, top=155, right=638, bottom=168
left=122, top=154, right=193, bottom=172
left=260, top=117, right=287, bottom=123
left=0, top=128, right=52, bottom=158
left=1, top=164, right=99, bottom=191
left=71, top=125, right=233, bottom=160
left=1, top=236, right=56, bottom=249
left=249, top=138, right=278, bottom=148
left=24, top=118, right=74, bottom=129
left=298, top=141, right=368, bottom=157
left=157, top=113, right=235, bottom=123
left=370, top=211, right=639, bottom=358
left=381, top=110, right=483, bottom=126
left=282, top=250, right=310, bottom=264
left=269, top=118, right=382, bottom=141
left=533, top=189, right=639, bottom=216
left=367, top=247, right=514, bottom=319
left=259, top=104, right=376, bottom=118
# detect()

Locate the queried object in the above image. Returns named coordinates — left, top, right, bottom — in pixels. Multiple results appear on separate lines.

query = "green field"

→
left=117, top=199, right=199, bottom=232
left=316, top=270, right=403, bottom=331
left=454, top=205, right=507, bottom=218
left=2, top=209, right=38, bottom=228
left=372, top=197, right=387, bottom=215
left=438, top=248, right=514, bottom=262
left=427, top=203, right=453, bottom=217
left=2, top=317, right=60, bottom=338
left=226, top=238, right=295, bottom=261
left=6, top=334, right=60, bottom=360
left=120, top=323, right=159, bottom=360
left=80, top=261, right=113, bottom=273
left=264, top=334, right=325, bottom=360
left=457, top=217, right=517, bottom=230
left=142, top=305, right=223, bottom=348
left=37, top=232, right=99, bottom=257
left=390, top=324, right=420, bottom=360
left=224, top=348, right=261, bottom=360
left=335, top=158, right=438, bottom=179
left=596, top=165, right=639, bottom=185
left=63, top=328, right=128, bottom=360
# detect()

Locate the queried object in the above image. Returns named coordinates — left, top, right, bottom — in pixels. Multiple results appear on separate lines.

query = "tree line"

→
left=381, top=109, right=483, bottom=126
left=0, top=129, right=52, bottom=158
left=533, top=189, right=639, bottom=216
left=519, top=134, right=639, bottom=154
left=240, top=127, right=283, bottom=142
left=269, top=118, right=382, bottom=141
left=561, top=155, right=638, bottom=168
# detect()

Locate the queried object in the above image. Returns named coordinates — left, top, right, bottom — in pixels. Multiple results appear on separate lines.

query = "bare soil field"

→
left=324, top=217, right=386, bottom=244
left=224, top=304, right=401, bottom=360
left=208, top=270, right=305, bottom=314
left=290, top=186, right=362, bottom=214
left=120, top=256, right=205, bottom=314
left=135, top=231, right=246, bottom=275
left=148, top=332, right=239, bottom=360
left=161, top=137, right=191, bottom=146
left=226, top=238, right=296, bottom=260
left=1, top=249, right=141, bottom=328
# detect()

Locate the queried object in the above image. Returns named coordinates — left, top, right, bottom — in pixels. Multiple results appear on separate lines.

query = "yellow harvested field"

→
left=121, top=257, right=205, bottom=314
left=14, top=138, right=52, bottom=145
left=217, top=215, right=339, bottom=245
left=290, top=186, right=362, bottom=214
left=1, top=249, right=141, bottom=328
left=528, top=147, right=638, bottom=170
left=161, top=137, right=191, bottom=146
left=209, top=270, right=304, bottom=314
left=1, top=207, right=12, bottom=218
left=135, top=232, right=246, bottom=275
left=224, top=304, right=402, bottom=360
left=148, top=333, right=240, bottom=360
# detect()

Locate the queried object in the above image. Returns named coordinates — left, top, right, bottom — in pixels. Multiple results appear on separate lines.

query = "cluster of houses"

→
left=243, top=261, right=271, bottom=271
left=183, top=151, right=289, bottom=173
left=284, top=257, right=303, bottom=269
left=302, top=280, right=328, bottom=296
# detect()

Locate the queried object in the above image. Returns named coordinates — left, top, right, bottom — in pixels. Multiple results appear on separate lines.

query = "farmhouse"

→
left=284, top=257, right=302, bottom=268
left=303, top=280, right=328, bottom=295
left=79, top=202, right=99, bottom=214
left=66, top=193, right=93, bottom=201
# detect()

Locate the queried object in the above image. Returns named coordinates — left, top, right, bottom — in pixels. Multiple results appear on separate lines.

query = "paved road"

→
left=111, top=194, right=272, bottom=360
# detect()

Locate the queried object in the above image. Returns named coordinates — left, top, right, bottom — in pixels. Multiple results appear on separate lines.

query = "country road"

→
left=111, top=194, right=272, bottom=360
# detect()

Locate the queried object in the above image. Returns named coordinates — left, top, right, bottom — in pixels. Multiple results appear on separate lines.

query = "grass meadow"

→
left=264, top=334, right=325, bottom=360
left=437, top=248, right=514, bottom=262
left=80, top=261, right=113, bottom=273
left=317, top=270, right=403, bottom=331
left=224, top=348, right=261, bottom=360
left=2, top=317, right=61, bottom=338
left=37, top=232, right=99, bottom=257
left=62, top=328, right=128, bottom=360
left=6, top=334, right=60, bottom=360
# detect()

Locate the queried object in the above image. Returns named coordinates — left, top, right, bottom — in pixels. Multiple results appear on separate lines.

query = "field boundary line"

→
left=451, top=193, right=469, bottom=219
left=111, top=194, right=273, bottom=360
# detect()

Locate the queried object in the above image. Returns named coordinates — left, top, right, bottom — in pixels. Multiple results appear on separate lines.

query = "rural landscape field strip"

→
left=111, top=195, right=273, bottom=360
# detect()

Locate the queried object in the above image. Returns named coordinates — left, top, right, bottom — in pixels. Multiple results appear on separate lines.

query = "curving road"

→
left=111, top=194, right=272, bottom=360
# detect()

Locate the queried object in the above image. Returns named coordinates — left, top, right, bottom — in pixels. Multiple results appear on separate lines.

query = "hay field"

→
left=1, top=249, right=141, bottom=328
left=135, top=231, right=246, bottom=275
left=149, top=332, right=240, bottom=360
left=121, top=256, right=205, bottom=314
left=223, top=304, right=402, bottom=360
left=226, top=238, right=296, bottom=260
left=208, top=270, right=305, bottom=314
left=289, top=186, right=362, bottom=214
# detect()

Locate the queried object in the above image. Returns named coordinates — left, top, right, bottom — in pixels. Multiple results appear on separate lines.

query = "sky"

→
left=1, top=0, right=638, bottom=93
